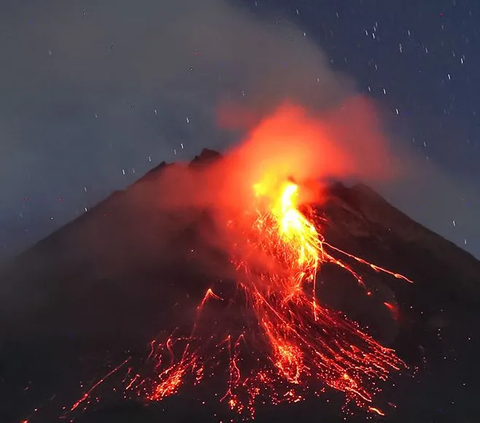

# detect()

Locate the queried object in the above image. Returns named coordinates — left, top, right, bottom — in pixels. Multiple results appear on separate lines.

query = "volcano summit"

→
left=1, top=149, right=480, bottom=423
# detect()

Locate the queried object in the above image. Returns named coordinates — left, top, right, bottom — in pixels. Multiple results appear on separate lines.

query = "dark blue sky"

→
left=274, top=0, right=480, bottom=177
left=1, top=0, right=480, bottom=258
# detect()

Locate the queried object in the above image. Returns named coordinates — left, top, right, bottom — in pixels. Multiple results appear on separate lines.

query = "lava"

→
left=60, top=100, right=410, bottom=421
left=128, top=174, right=409, bottom=418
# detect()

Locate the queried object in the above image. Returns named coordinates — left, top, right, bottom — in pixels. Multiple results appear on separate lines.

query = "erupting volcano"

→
left=89, top=101, right=410, bottom=419
left=117, top=171, right=412, bottom=419
left=10, top=100, right=480, bottom=423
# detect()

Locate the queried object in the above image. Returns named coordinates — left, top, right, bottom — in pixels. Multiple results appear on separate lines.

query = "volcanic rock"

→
left=1, top=149, right=479, bottom=422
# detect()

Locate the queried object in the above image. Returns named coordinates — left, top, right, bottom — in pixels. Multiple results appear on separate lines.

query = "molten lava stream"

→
left=136, top=177, right=409, bottom=418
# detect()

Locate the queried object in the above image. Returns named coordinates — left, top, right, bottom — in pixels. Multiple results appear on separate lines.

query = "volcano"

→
left=1, top=149, right=480, bottom=423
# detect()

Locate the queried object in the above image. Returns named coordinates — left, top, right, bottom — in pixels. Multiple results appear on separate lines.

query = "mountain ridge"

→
left=1, top=148, right=480, bottom=325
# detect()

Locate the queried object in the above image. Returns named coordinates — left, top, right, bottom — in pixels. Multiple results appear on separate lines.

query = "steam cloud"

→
left=1, top=0, right=479, bottom=261
left=1, top=0, right=479, bottom=322
left=0, top=0, right=401, bottom=251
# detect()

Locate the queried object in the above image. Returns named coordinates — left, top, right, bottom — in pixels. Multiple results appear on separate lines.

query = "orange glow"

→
left=136, top=175, right=410, bottom=418
left=369, top=406, right=386, bottom=416
left=214, top=98, right=400, bottom=213
left=252, top=178, right=320, bottom=302
left=66, top=99, right=410, bottom=420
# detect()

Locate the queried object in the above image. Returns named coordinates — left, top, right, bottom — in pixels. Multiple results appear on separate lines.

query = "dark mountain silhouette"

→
left=1, top=149, right=480, bottom=422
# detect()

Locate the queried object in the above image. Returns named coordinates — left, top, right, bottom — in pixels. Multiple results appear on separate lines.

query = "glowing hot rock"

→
left=129, top=175, right=412, bottom=419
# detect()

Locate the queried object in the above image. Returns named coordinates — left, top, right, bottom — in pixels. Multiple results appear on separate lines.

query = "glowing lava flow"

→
left=130, top=176, right=410, bottom=418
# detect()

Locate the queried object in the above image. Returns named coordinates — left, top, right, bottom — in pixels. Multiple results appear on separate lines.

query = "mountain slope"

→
left=1, top=149, right=479, bottom=422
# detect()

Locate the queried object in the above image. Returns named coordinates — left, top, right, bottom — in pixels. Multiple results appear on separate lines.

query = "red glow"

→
left=136, top=172, right=409, bottom=417
left=67, top=98, right=410, bottom=420
left=135, top=96, right=410, bottom=416
left=383, top=301, right=400, bottom=320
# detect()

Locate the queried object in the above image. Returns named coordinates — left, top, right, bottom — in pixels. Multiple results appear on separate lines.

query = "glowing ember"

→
left=123, top=175, right=411, bottom=418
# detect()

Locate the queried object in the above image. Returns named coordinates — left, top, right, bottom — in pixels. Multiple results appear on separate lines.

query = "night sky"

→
left=1, top=0, right=480, bottom=258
